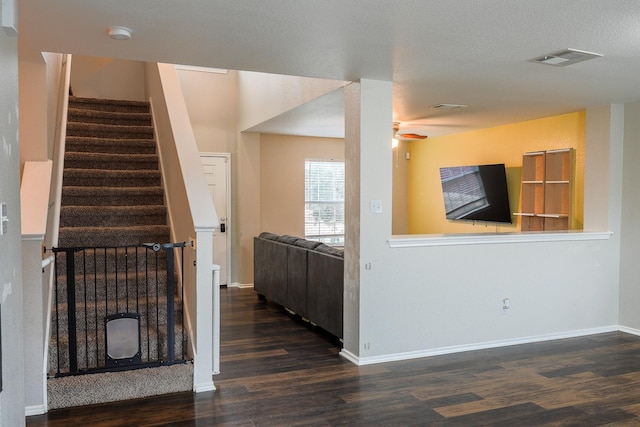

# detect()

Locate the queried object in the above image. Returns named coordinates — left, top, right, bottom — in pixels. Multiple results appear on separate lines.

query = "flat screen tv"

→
left=439, top=163, right=512, bottom=224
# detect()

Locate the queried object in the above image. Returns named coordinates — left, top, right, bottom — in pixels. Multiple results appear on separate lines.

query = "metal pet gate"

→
left=49, top=242, right=188, bottom=377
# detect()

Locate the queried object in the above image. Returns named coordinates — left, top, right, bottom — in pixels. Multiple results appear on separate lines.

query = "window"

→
left=305, top=160, right=345, bottom=246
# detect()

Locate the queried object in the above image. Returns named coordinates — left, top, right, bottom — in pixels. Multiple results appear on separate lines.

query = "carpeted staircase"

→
left=48, top=96, right=192, bottom=409
left=60, top=96, right=169, bottom=247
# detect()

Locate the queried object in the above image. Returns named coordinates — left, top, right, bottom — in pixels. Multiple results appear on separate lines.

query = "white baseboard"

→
left=617, top=324, right=640, bottom=336
left=194, top=382, right=216, bottom=393
left=229, top=282, right=254, bottom=289
left=352, top=325, right=619, bottom=366
left=339, top=348, right=360, bottom=365
left=25, top=405, right=46, bottom=416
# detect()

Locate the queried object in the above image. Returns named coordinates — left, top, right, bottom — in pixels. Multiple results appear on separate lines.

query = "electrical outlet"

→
left=502, top=298, right=511, bottom=313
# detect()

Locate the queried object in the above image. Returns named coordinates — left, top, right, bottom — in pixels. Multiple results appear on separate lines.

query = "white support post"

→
left=193, top=228, right=215, bottom=392
left=212, top=264, right=220, bottom=374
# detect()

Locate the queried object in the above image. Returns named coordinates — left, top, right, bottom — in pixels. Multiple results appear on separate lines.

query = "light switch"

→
left=0, top=203, right=7, bottom=235
left=370, top=199, right=383, bottom=214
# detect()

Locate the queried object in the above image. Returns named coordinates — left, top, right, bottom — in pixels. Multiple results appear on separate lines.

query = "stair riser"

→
left=68, top=110, right=152, bottom=127
left=64, top=158, right=159, bottom=171
left=61, top=194, right=165, bottom=206
left=68, top=98, right=150, bottom=114
left=67, top=124, right=154, bottom=140
left=66, top=141, right=157, bottom=155
left=60, top=213, right=167, bottom=227
left=62, top=175, right=162, bottom=188
left=58, top=233, right=170, bottom=248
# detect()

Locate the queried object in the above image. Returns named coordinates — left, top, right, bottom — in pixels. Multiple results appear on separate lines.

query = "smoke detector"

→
left=108, top=26, right=133, bottom=40
left=531, top=48, right=602, bottom=67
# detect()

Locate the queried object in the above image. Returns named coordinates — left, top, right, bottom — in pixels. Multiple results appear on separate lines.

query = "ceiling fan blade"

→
left=397, top=133, right=427, bottom=140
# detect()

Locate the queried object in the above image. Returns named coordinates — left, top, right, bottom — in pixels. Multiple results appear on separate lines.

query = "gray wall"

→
left=0, top=25, right=26, bottom=427
left=619, top=102, right=640, bottom=328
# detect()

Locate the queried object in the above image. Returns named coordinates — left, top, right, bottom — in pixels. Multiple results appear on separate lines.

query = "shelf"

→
left=518, top=148, right=573, bottom=231
left=515, top=213, right=569, bottom=218
left=522, top=152, right=545, bottom=182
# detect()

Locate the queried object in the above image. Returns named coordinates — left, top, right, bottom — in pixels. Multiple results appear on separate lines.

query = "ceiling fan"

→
left=392, top=122, right=428, bottom=140
left=393, top=103, right=469, bottom=140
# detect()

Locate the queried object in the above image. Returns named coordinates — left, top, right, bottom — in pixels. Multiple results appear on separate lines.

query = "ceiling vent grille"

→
left=431, top=103, right=467, bottom=110
left=531, top=48, right=602, bottom=67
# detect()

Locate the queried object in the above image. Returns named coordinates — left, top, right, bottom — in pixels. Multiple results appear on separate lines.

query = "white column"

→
left=341, top=80, right=393, bottom=363
left=193, top=228, right=215, bottom=391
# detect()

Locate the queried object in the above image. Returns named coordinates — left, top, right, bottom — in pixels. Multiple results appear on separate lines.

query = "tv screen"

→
left=439, top=164, right=512, bottom=224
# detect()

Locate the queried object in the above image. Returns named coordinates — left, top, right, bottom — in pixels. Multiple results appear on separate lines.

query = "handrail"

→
left=43, top=53, right=72, bottom=406
left=42, top=256, right=54, bottom=270
left=48, top=53, right=72, bottom=248
left=145, top=62, right=217, bottom=392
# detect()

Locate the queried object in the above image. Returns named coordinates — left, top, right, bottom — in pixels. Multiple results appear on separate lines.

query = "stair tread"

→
left=59, top=224, right=170, bottom=233
left=63, top=185, right=163, bottom=192
left=67, top=122, right=153, bottom=131
left=69, top=96, right=150, bottom=109
left=68, top=107, right=151, bottom=120
left=66, top=136, right=156, bottom=146
left=64, top=168, right=161, bottom=177
left=65, top=152, right=158, bottom=162
left=61, top=205, right=166, bottom=215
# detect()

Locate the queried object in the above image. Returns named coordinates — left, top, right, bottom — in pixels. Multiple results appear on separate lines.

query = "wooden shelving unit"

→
left=515, top=148, right=573, bottom=231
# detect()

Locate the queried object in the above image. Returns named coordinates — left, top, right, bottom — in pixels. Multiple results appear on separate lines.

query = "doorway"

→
left=200, top=153, right=231, bottom=286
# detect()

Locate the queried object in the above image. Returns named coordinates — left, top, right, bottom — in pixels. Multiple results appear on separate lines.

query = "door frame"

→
left=200, top=152, right=232, bottom=287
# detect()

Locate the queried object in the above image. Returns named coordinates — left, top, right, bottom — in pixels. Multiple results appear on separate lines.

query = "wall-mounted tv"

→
left=439, top=163, right=512, bottom=224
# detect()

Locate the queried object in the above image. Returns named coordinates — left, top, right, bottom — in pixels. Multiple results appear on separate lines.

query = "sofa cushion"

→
left=313, top=244, right=344, bottom=258
left=258, top=231, right=280, bottom=241
left=293, top=239, right=323, bottom=250
left=275, top=234, right=300, bottom=245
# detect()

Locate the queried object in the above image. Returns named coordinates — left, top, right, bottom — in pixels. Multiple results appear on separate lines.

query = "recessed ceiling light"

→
left=531, top=48, right=602, bottom=67
left=107, top=26, right=132, bottom=40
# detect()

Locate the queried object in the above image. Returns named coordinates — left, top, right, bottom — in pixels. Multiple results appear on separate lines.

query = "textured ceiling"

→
left=19, top=1, right=640, bottom=137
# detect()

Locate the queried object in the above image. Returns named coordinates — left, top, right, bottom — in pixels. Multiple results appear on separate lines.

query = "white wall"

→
left=0, top=25, right=26, bottom=427
left=237, top=71, right=345, bottom=132
left=235, top=132, right=261, bottom=284
left=260, top=134, right=344, bottom=238
left=70, top=56, right=146, bottom=101
left=234, top=72, right=344, bottom=285
left=176, top=68, right=238, bottom=153
left=350, top=103, right=621, bottom=363
left=19, top=55, right=48, bottom=164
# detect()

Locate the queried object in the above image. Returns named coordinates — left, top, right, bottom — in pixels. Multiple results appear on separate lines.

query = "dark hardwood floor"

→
left=27, top=287, right=640, bottom=426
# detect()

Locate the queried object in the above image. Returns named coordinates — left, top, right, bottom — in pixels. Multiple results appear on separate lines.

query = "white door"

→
left=200, top=154, right=230, bottom=286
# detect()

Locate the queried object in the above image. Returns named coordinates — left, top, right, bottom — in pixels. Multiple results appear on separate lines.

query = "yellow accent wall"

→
left=407, top=111, right=585, bottom=234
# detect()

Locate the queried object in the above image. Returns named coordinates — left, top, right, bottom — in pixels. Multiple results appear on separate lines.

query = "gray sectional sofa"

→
left=253, top=232, right=344, bottom=338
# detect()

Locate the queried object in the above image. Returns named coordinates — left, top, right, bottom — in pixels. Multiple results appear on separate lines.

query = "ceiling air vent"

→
left=431, top=103, right=467, bottom=110
left=531, top=48, right=602, bottom=67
